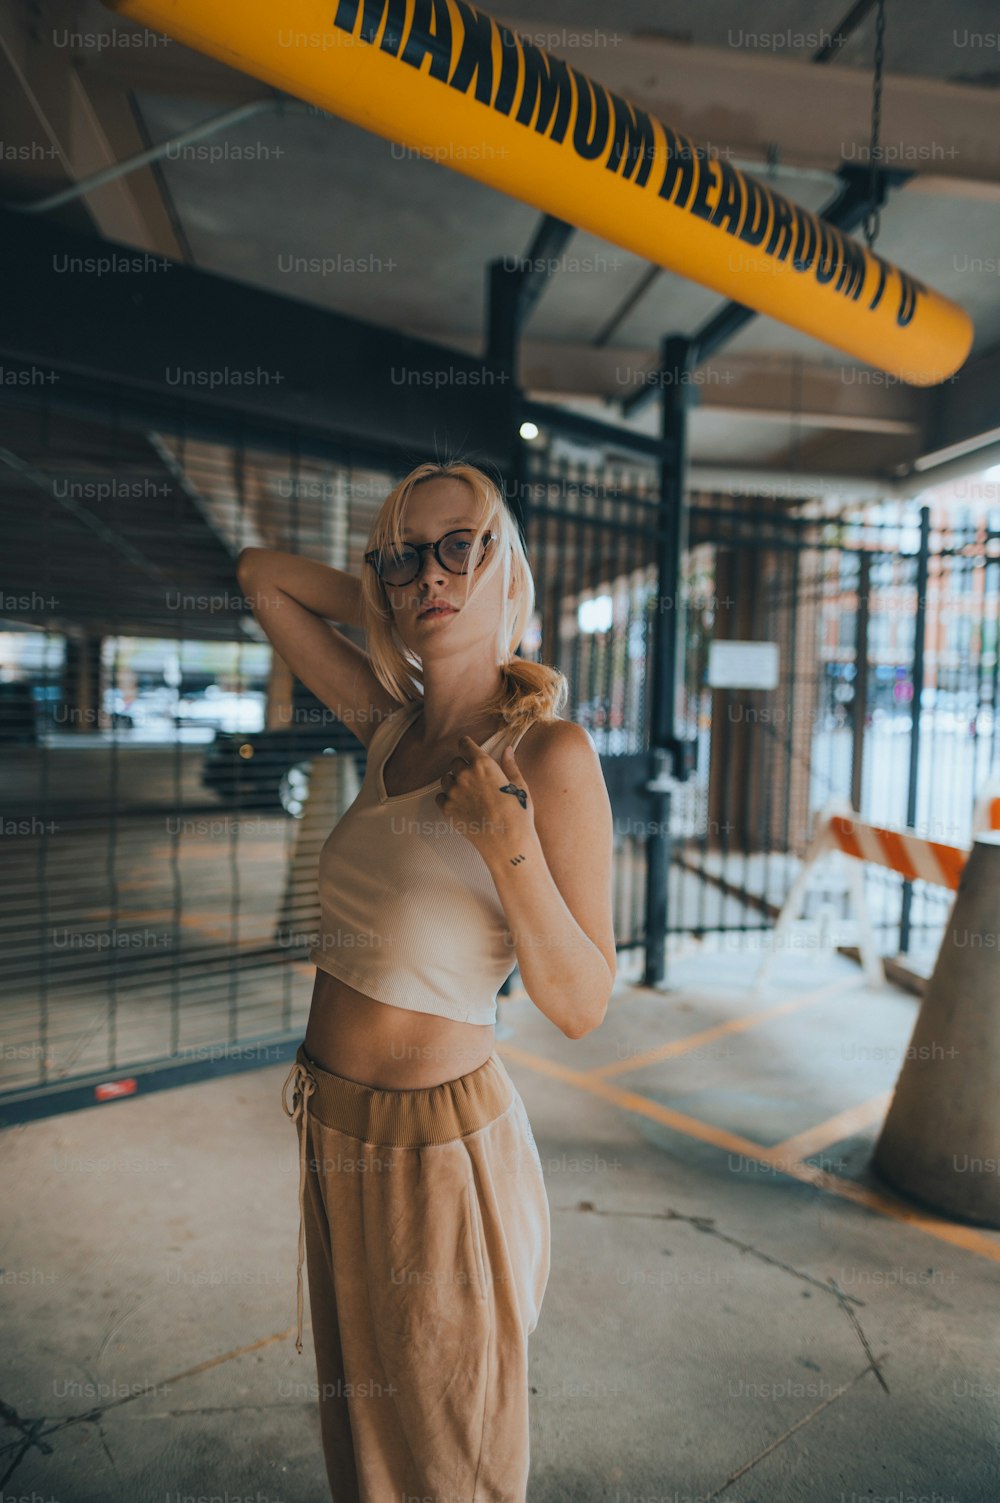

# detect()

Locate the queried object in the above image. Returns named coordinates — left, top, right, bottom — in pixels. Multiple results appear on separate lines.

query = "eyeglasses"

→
left=364, top=529, right=496, bottom=587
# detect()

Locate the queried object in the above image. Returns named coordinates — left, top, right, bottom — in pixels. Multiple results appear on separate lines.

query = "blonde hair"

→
left=360, top=460, right=568, bottom=735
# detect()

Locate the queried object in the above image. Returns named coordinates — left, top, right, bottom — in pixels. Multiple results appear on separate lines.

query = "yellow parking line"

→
left=500, top=1042, right=769, bottom=1158
left=763, top=1093, right=893, bottom=1167
left=585, top=974, right=869, bottom=1079
left=497, top=1042, right=1000, bottom=1266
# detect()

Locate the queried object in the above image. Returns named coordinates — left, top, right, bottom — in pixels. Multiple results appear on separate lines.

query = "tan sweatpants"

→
left=281, top=1042, right=551, bottom=1503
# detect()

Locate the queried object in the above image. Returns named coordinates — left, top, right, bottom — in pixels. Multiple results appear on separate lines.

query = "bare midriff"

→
left=304, top=965, right=496, bottom=1089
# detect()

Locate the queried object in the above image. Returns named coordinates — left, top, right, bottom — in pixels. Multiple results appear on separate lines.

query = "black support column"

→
left=644, top=335, right=695, bottom=987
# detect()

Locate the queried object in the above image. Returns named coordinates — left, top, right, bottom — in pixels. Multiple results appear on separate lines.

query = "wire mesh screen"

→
left=0, top=376, right=408, bottom=1099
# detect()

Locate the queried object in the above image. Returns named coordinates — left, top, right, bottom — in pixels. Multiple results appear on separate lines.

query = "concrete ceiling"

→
left=1, top=0, right=998, bottom=492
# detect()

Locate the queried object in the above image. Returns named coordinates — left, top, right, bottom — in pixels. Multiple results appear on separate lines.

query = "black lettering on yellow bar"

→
left=378, top=0, right=407, bottom=54
left=868, top=253, right=888, bottom=312
left=710, top=158, right=744, bottom=236
left=332, top=0, right=385, bottom=44
left=689, top=149, right=719, bottom=221
left=606, top=93, right=655, bottom=186
left=401, top=0, right=452, bottom=80
left=814, top=221, right=837, bottom=285
left=572, top=70, right=611, bottom=161
left=738, top=176, right=770, bottom=247
left=492, top=19, right=522, bottom=115
left=897, top=269, right=922, bottom=328
left=838, top=238, right=866, bottom=301
left=448, top=0, right=495, bottom=106
left=791, top=210, right=816, bottom=273
left=657, top=125, right=696, bottom=209
left=764, top=190, right=794, bottom=261
left=515, top=35, right=573, bottom=141
left=330, top=0, right=934, bottom=338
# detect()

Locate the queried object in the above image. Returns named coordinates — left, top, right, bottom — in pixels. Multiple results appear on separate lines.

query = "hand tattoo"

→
left=499, top=782, right=528, bottom=809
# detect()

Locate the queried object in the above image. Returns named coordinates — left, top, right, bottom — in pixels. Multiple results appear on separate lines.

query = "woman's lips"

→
left=418, top=605, right=456, bottom=620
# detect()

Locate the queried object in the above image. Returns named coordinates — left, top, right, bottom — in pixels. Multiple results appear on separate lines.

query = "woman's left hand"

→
left=434, top=735, right=534, bottom=862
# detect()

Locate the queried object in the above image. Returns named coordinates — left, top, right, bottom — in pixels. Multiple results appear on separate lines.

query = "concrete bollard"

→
left=872, top=832, right=1000, bottom=1227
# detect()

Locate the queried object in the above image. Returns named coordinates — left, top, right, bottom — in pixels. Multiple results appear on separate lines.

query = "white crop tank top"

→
left=308, top=699, right=533, bottom=1025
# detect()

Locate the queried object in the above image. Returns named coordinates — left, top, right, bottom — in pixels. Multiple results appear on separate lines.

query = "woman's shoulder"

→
left=508, top=716, right=606, bottom=814
left=510, top=714, right=594, bottom=767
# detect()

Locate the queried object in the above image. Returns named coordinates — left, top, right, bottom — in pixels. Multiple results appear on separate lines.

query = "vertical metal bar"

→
left=899, top=504, right=930, bottom=953
left=624, top=471, right=646, bottom=948
left=106, top=395, right=123, bottom=1069
left=607, top=462, right=625, bottom=755
left=784, top=543, right=800, bottom=856
left=571, top=456, right=588, bottom=705
left=169, top=408, right=186, bottom=1058
left=695, top=537, right=714, bottom=939
left=644, top=335, right=690, bottom=987
left=851, top=551, right=871, bottom=814
left=985, top=550, right=1000, bottom=783
left=280, top=423, right=303, bottom=1030
left=486, top=260, right=519, bottom=374
left=740, top=533, right=761, bottom=935
left=969, top=515, right=987, bottom=823
left=229, top=414, right=247, bottom=1042
left=37, top=402, right=54, bottom=1086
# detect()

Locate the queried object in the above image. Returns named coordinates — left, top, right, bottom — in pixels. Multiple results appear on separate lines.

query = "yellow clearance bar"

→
left=103, top=0, right=974, bottom=386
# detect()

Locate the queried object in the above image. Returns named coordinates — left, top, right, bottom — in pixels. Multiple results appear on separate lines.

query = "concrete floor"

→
left=2, top=943, right=999, bottom=1502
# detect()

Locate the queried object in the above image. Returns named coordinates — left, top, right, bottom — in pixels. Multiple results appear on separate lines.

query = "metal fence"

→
left=518, top=429, right=1000, bottom=976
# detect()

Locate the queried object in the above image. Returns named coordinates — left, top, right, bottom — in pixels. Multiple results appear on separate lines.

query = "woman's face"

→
left=383, top=477, right=503, bottom=660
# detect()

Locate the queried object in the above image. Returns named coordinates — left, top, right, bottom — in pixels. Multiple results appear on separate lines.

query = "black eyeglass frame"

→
left=364, top=529, right=497, bottom=586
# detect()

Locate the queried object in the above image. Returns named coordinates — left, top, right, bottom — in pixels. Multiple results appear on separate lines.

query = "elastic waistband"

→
left=291, top=1042, right=514, bottom=1146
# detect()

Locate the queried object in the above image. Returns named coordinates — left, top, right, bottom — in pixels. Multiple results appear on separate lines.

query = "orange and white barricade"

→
left=753, top=783, right=1000, bottom=990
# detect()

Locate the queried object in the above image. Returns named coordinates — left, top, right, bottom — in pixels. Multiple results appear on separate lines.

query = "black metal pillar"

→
left=899, top=504, right=931, bottom=952
left=644, top=335, right=695, bottom=986
left=851, top=552, right=871, bottom=815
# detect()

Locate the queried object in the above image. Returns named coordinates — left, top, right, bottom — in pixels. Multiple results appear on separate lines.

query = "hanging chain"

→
left=863, top=0, right=887, bottom=249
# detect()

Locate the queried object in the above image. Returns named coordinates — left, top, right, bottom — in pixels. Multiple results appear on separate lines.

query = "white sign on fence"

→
left=707, top=641, right=780, bottom=691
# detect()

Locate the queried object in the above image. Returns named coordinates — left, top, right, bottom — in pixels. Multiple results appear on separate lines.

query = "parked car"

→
left=202, top=691, right=366, bottom=814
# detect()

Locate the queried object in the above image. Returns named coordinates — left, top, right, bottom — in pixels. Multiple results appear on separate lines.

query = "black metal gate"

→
left=675, top=497, right=1000, bottom=970
left=514, top=419, right=1000, bottom=983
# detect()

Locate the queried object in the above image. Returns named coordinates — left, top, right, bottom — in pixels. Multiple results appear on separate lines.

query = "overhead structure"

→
left=102, top=0, right=973, bottom=386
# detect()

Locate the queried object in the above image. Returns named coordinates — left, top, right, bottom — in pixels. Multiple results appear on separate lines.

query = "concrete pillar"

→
left=60, top=629, right=104, bottom=733
left=872, top=832, right=1000, bottom=1227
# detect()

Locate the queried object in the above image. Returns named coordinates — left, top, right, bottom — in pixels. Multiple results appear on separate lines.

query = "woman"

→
left=238, top=459, right=616, bottom=1502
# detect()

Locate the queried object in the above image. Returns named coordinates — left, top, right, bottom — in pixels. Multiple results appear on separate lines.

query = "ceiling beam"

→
left=517, top=345, right=925, bottom=432
left=494, top=19, right=1000, bottom=197
left=0, top=0, right=182, bottom=251
left=0, top=204, right=518, bottom=467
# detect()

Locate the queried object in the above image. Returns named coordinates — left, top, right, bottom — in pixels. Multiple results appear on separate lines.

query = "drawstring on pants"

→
left=281, top=1057, right=317, bottom=1355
